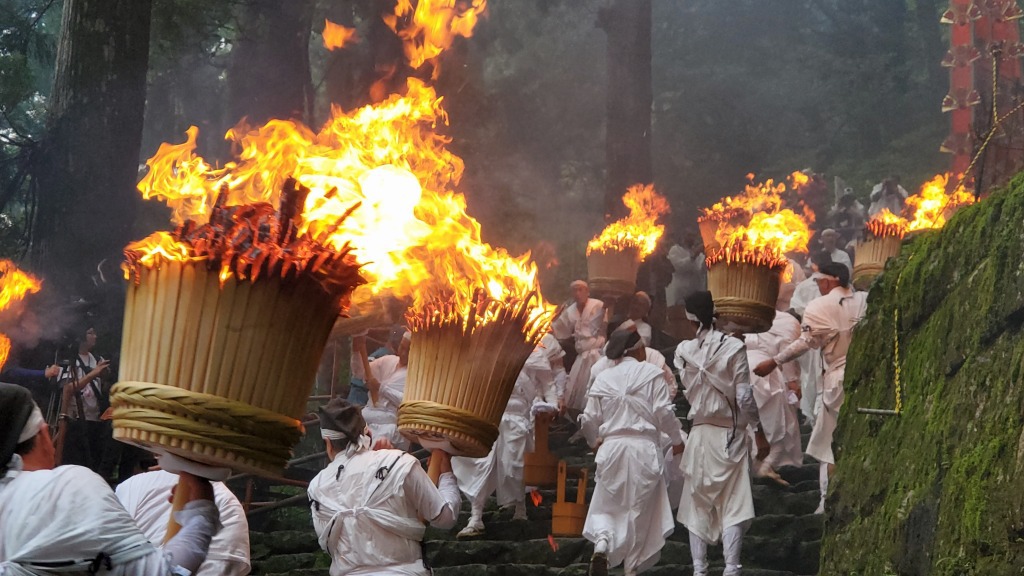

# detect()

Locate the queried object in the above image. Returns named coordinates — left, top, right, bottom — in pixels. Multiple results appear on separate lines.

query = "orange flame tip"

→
left=0, top=260, right=43, bottom=367
left=323, top=19, right=358, bottom=51
left=587, top=184, right=669, bottom=258
left=385, top=0, right=488, bottom=70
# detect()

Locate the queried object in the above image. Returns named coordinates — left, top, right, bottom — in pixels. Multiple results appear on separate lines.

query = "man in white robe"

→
left=551, top=280, right=606, bottom=413
left=308, top=398, right=461, bottom=576
left=0, top=383, right=219, bottom=576
left=626, top=292, right=654, bottom=347
left=744, top=309, right=803, bottom=485
left=581, top=330, right=685, bottom=576
left=452, top=333, right=564, bottom=537
left=754, top=263, right=867, bottom=514
left=116, top=469, right=251, bottom=576
left=819, top=229, right=852, bottom=274
left=590, top=321, right=676, bottom=403
left=674, top=291, right=768, bottom=576
left=788, top=250, right=833, bottom=420
left=363, top=331, right=410, bottom=450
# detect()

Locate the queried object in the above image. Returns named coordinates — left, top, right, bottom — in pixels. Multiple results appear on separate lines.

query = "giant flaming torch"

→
left=586, top=184, right=669, bottom=298
left=114, top=0, right=547, bottom=476
left=699, top=174, right=811, bottom=333
left=852, top=173, right=975, bottom=289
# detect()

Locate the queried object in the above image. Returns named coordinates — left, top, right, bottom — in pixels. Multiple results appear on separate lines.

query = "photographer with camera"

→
left=57, top=325, right=112, bottom=474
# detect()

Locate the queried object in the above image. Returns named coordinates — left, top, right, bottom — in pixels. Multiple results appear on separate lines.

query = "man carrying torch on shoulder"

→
left=308, top=398, right=461, bottom=576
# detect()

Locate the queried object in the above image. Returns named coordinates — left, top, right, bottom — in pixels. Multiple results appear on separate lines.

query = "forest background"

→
left=0, top=0, right=949, bottom=304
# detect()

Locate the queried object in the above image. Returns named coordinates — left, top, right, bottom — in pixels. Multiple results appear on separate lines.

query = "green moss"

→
left=822, top=176, right=1024, bottom=575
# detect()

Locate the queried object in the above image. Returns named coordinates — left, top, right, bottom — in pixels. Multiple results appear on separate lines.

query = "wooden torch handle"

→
left=164, top=476, right=192, bottom=544
left=427, top=451, right=444, bottom=486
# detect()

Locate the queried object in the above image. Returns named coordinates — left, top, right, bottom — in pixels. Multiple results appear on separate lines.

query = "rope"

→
left=110, top=381, right=303, bottom=472
left=398, top=400, right=498, bottom=453
left=111, top=382, right=301, bottom=438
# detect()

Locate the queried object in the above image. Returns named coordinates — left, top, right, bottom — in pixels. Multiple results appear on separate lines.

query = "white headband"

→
left=685, top=311, right=700, bottom=323
left=19, top=404, right=44, bottom=444
left=321, top=429, right=346, bottom=440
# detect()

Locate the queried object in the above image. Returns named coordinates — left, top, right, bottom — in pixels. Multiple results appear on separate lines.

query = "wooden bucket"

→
left=587, top=246, right=640, bottom=298
left=551, top=460, right=588, bottom=537
left=706, top=260, right=781, bottom=334
left=111, top=260, right=342, bottom=476
left=398, top=316, right=536, bottom=458
left=523, top=415, right=558, bottom=487
left=852, top=233, right=902, bottom=290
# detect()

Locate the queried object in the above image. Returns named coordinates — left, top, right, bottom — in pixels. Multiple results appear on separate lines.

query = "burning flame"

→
left=323, top=19, right=358, bottom=51
left=586, top=184, right=669, bottom=258
left=0, top=260, right=42, bottom=368
left=700, top=173, right=813, bottom=278
left=132, top=78, right=549, bottom=329
left=698, top=173, right=786, bottom=223
left=906, top=173, right=975, bottom=232
left=864, top=173, right=976, bottom=238
left=530, top=489, right=543, bottom=507
left=710, top=210, right=810, bottom=277
left=865, top=209, right=909, bottom=239
left=547, top=534, right=559, bottom=552
left=384, top=0, right=488, bottom=71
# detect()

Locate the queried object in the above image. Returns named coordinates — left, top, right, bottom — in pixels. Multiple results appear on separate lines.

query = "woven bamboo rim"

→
left=398, top=400, right=498, bottom=457
left=707, top=260, right=780, bottom=333
left=110, top=381, right=301, bottom=475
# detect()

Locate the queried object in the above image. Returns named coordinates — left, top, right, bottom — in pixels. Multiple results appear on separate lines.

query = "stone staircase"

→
left=247, top=406, right=823, bottom=575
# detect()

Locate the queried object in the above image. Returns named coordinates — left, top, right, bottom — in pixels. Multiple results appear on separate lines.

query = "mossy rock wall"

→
left=821, top=173, right=1024, bottom=575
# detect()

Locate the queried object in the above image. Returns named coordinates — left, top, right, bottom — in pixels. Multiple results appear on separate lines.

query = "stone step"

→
left=424, top=535, right=819, bottom=573
left=433, top=564, right=811, bottom=576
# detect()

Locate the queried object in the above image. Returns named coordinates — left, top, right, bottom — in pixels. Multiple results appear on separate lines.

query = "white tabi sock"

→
left=593, top=535, right=609, bottom=555
left=688, top=530, right=708, bottom=575
left=723, top=521, right=749, bottom=575
left=817, top=461, right=829, bottom=513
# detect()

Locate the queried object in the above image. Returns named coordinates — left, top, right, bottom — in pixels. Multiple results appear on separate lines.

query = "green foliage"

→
left=823, top=175, right=1024, bottom=574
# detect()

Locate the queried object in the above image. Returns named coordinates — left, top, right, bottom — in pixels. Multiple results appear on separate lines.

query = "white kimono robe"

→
left=308, top=448, right=460, bottom=576
left=674, top=329, right=759, bottom=545
left=775, top=286, right=867, bottom=465
left=789, top=277, right=823, bottom=417
left=551, top=298, right=606, bottom=412
left=744, top=311, right=803, bottom=469
left=580, top=358, right=684, bottom=573
left=116, top=470, right=251, bottom=576
left=0, top=462, right=218, bottom=576
left=588, top=348, right=676, bottom=403
left=363, top=355, right=409, bottom=450
left=451, top=340, right=562, bottom=506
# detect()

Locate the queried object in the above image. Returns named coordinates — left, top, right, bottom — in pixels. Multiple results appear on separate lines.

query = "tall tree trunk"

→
left=229, top=0, right=315, bottom=125
left=31, top=0, right=153, bottom=292
left=598, top=0, right=652, bottom=222
left=914, top=0, right=945, bottom=90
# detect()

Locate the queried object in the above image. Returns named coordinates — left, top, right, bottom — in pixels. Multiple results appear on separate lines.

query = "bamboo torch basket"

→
left=853, top=232, right=903, bottom=290
left=586, top=246, right=640, bottom=299
left=399, top=297, right=545, bottom=458
left=706, top=259, right=781, bottom=334
left=111, top=260, right=345, bottom=477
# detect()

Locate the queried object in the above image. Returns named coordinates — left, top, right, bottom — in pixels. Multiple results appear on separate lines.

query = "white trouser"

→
left=689, top=520, right=749, bottom=575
